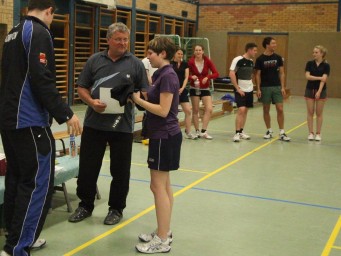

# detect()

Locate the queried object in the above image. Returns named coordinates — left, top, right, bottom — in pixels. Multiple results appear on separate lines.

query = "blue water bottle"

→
left=70, top=134, right=77, bottom=157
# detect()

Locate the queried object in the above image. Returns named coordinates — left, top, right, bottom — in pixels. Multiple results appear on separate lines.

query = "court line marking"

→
left=64, top=121, right=306, bottom=256
left=191, top=187, right=341, bottom=211
left=96, top=175, right=341, bottom=212
left=321, top=215, right=341, bottom=256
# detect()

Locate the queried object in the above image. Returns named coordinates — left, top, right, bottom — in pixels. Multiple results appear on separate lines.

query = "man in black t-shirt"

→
left=255, top=37, right=291, bottom=141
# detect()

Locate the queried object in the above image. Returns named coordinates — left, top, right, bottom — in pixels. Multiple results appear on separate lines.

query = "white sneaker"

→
left=0, top=251, right=11, bottom=256
left=233, top=133, right=240, bottom=142
left=135, top=235, right=171, bottom=254
left=315, top=134, right=321, bottom=141
left=31, top=238, right=46, bottom=249
left=239, top=132, right=250, bottom=140
left=195, top=130, right=200, bottom=137
left=280, top=133, right=291, bottom=142
left=308, top=133, right=314, bottom=141
left=138, top=230, right=173, bottom=244
left=199, top=132, right=213, bottom=140
left=263, top=130, right=273, bottom=139
left=185, top=132, right=198, bottom=140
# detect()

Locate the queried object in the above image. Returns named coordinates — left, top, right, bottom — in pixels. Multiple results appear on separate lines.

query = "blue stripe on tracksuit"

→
left=2, top=127, right=54, bottom=256
left=14, top=128, right=52, bottom=256
left=17, top=20, right=49, bottom=129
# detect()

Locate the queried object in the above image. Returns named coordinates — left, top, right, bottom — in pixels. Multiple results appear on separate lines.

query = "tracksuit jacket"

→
left=0, top=15, right=73, bottom=130
left=0, top=15, right=74, bottom=256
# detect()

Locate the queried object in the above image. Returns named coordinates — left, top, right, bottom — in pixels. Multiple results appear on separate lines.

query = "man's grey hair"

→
left=107, top=22, right=130, bottom=39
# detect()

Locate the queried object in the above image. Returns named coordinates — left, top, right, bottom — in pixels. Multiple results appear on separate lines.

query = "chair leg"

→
left=62, top=182, right=73, bottom=212
left=60, top=139, right=66, bottom=155
left=96, top=185, right=101, bottom=200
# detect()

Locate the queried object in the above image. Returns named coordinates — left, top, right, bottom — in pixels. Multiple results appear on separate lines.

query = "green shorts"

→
left=260, top=86, right=283, bottom=104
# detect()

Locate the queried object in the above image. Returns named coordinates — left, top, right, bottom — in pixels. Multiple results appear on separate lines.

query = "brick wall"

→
left=198, top=0, right=338, bottom=32
left=0, top=0, right=13, bottom=32
left=118, top=0, right=197, bottom=21
left=138, top=0, right=196, bottom=21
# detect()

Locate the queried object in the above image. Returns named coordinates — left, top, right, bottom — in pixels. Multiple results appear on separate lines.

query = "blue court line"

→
left=99, top=174, right=341, bottom=212
left=191, top=187, right=341, bottom=212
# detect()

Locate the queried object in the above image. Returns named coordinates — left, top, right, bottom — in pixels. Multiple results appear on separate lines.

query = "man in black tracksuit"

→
left=0, top=1, right=81, bottom=255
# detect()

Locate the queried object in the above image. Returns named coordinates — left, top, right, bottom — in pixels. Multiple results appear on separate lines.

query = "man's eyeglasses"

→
left=113, top=38, right=129, bottom=43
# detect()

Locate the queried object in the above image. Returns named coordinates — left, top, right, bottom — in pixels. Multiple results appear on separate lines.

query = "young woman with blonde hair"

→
left=304, top=45, right=330, bottom=141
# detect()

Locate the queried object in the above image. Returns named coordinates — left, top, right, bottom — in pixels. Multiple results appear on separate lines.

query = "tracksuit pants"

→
left=0, top=127, right=55, bottom=256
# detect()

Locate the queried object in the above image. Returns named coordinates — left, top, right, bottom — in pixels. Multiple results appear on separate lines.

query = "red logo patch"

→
left=39, top=52, right=47, bottom=65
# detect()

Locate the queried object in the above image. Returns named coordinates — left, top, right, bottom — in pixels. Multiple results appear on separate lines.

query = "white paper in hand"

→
left=100, top=87, right=125, bottom=114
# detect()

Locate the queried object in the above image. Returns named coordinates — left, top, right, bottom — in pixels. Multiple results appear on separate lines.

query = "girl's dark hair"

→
left=28, top=0, right=56, bottom=13
left=175, top=46, right=186, bottom=54
left=148, top=37, right=176, bottom=61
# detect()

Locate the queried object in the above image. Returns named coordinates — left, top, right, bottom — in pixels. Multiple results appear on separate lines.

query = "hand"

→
left=257, top=90, right=261, bottom=98
left=281, top=88, right=286, bottom=97
left=315, top=91, right=321, bottom=99
left=66, top=115, right=82, bottom=136
left=132, top=91, right=141, bottom=104
left=132, top=91, right=143, bottom=106
left=192, top=75, right=198, bottom=81
left=237, top=88, right=245, bottom=97
left=91, top=99, right=107, bottom=113
left=202, top=77, right=209, bottom=85
left=179, top=87, right=184, bottom=94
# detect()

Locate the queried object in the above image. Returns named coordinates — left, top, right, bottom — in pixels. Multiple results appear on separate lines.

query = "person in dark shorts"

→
left=132, top=37, right=182, bottom=254
left=188, top=45, right=219, bottom=139
left=304, top=45, right=330, bottom=141
left=255, top=37, right=291, bottom=141
left=229, top=43, right=258, bottom=142
left=171, top=47, right=197, bottom=139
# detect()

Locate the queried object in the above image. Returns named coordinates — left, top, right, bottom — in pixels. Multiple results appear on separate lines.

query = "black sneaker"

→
left=68, top=207, right=92, bottom=223
left=104, top=209, right=122, bottom=225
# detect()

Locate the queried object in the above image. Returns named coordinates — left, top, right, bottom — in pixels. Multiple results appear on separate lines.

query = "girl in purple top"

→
left=132, top=37, right=182, bottom=254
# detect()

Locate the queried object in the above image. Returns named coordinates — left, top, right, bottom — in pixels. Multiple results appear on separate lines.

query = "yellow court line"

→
left=178, top=168, right=210, bottom=174
left=64, top=121, right=305, bottom=256
left=332, top=246, right=341, bottom=250
left=321, top=215, right=341, bottom=256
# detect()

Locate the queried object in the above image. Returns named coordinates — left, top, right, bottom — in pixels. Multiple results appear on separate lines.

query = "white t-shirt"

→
left=230, top=56, right=254, bottom=92
left=142, top=57, right=157, bottom=78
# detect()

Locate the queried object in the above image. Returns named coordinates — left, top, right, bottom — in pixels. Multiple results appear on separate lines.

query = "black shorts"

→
left=304, top=88, right=327, bottom=100
left=189, top=89, right=211, bottom=98
left=148, top=132, right=182, bottom=171
left=179, top=88, right=189, bottom=103
left=234, top=90, right=254, bottom=108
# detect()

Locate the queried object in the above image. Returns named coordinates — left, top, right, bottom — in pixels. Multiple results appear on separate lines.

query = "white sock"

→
left=280, top=129, right=285, bottom=134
